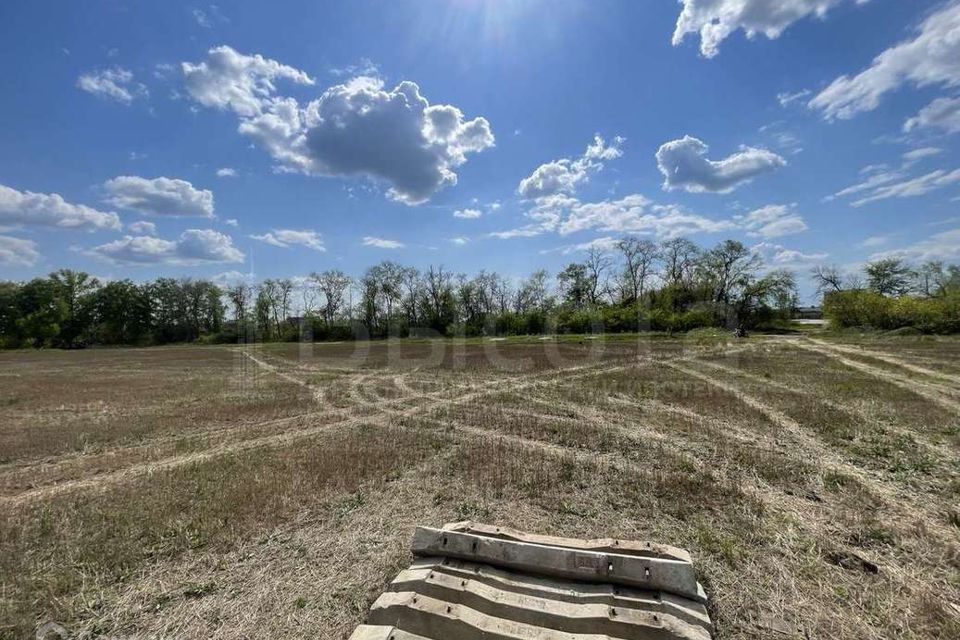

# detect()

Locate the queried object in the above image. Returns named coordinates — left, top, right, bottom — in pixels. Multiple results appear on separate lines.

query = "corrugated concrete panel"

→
left=411, top=526, right=703, bottom=603
left=371, top=591, right=647, bottom=640
left=443, top=521, right=691, bottom=563
left=385, top=568, right=711, bottom=640
left=405, top=558, right=712, bottom=633
left=348, top=625, right=431, bottom=640
left=349, top=523, right=714, bottom=639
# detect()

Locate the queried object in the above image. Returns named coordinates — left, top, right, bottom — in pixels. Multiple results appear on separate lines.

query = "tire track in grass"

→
left=689, top=356, right=955, bottom=461
left=808, top=339, right=960, bottom=389
left=0, top=343, right=763, bottom=506
left=0, top=350, right=658, bottom=505
left=662, top=359, right=960, bottom=544
left=795, top=341, right=960, bottom=413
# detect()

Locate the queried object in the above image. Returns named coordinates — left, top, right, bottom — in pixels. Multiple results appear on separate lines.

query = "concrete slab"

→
left=411, top=527, right=703, bottom=602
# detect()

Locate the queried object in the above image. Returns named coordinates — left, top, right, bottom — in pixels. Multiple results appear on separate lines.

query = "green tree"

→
left=865, top=258, right=913, bottom=296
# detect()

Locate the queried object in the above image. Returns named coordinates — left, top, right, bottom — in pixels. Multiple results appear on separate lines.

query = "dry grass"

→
left=1, top=334, right=958, bottom=639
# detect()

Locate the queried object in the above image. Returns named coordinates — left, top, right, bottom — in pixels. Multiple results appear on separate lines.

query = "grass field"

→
left=1, top=332, right=959, bottom=639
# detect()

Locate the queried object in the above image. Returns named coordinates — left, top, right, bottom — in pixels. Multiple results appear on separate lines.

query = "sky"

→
left=1, top=0, right=959, bottom=302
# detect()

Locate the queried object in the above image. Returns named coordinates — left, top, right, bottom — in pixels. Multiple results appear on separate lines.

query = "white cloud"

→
left=673, top=0, right=865, bottom=58
left=103, top=176, right=214, bottom=217
left=453, top=208, right=482, bottom=219
left=860, top=235, right=889, bottom=247
left=0, top=235, right=40, bottom=266
left=183, top=47, right=494, bottom=205
left=297, top=79, right=494, bottom=204
left=182, top=45, right=314, bottom=117
left=656, top=135, right=785, bottom=193
left=851, top=168, right=960, bottom=207
left=77, top=67, right=148, bottom=104
left=754, top=242, right=828, bottom=266
left=0, top=184, right=120, bottom=231
left=328, top=58, right=380, bottom=78
left=491, top=192, right=734, bottom=240
left=904, top=96, right=960, bottom=135
left=450, top=236, right=469, bottom=245
left=90, top=229, right=244, bottom=265
left=192, top=7, right=212, bottom=28
left=542, top=236, right=621, bottom=256
left=561, top=195, right=735, bottom=238
left=127, top=220, right=157, bottom=235
left=362, top=236, right=404, bottom=249
left=216, top=167, right=237, bottom=177
left=833, top=169, right=905, bottom=198
left=250, top=228, right=325, bottom=251
left=224, top=218, right=239, bottom=227
left=902, top=146, right=942, bottom=166
left=518, top=135, right=623, bottom=199
left=211, top=270, right=256, bottom=287
left=870, top=228, right=960, bottom=262
left=739, top=204, right=808, bottom=238
left=833, top=149, right=943, bottom=203
left=810, top=2, right=960, bottom=120
left=777, top=89, right=812, bottom=107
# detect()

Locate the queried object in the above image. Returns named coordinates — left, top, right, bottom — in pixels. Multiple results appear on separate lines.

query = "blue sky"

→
left=1, top=0, right=959, bottom=301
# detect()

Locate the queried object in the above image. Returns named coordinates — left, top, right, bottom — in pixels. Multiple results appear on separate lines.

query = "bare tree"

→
left=584, top=247, right=613, bottom=305
left=699, top=240, right=761, bottom=306
left=811, top=265, right=845, bottom=295
left=617, top=237, right=660, bottom=302
left=311, top=270, right=352, bottom=325
left=661, top=238, right=700, bottom=288
left=515, top=269, right=550, bottom=313
left=226, top=283, right=252, bottom=322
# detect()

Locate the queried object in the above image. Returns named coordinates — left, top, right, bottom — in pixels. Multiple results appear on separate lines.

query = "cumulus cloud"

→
left=216, top=167, right=237, bottom=177
left=904, top=96, right=960, bottom=135
left=656, top=136, right=785, bottom=193
left=362, top=236, right=405, bottom=249
left=0, top=183, right=120, bottom=231
left=517, top=135, right=623, bottom=199
left=89, top=229, right=244, bottom=265
left=103, top=176, right=214, bottom=217
left=673, top=0, right=865, bottom=58
left=810, top=2, right=960, bottom=120
left=739, top=204, right=808, bottom=238
left=211, top=270, right=256, bottom=287
left=453, top=208, right=482, bottom=219
left=182, top=47, right=494, bottom=204
left=450, top=236, right=469, bottom=245
left=753, top=242, right=828, bottom=266
left=250, top=228, right=325, bottom=251
left=182, top=45, right=314, bottom=117
left=490, top=193, right=734, bottom=240
left=0, top=235, right=40, bottom=266
left=127, top=220, right=157, bottom=235
left=870, top=227, right=960, bottom=262
left=77, top=67, right=148, bottom=104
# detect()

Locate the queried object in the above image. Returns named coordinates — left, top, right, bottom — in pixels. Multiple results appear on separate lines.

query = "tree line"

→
left=2, top=237, right=802, bottom=348
left=814, top=258, right=960, bottom=334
